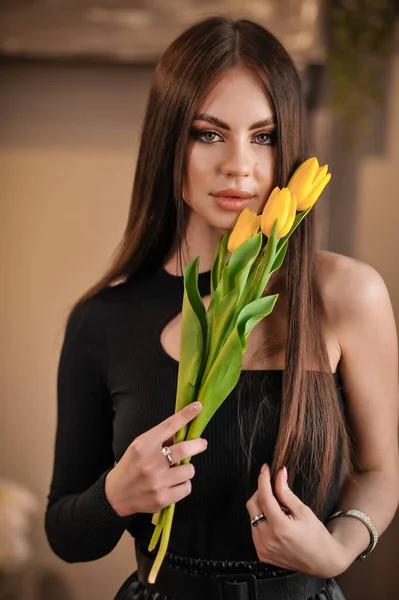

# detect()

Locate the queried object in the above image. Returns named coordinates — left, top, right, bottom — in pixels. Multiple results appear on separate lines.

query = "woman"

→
left=45, top=16, right=399, bottom=600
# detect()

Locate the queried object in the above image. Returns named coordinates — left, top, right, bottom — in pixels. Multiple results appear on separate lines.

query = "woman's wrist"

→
left=326, top=512, right=372, bottom=566
left=321, top=535, right=353, bottom=578
left=328, top=509, right=378, bottom=560
left=105, top=468, right=133, bottom=518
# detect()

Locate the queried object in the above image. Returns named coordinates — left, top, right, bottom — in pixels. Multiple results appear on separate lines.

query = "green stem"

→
left=148, top=503, right=176, bottom=584
left=148, top=507, right=167, bottom=551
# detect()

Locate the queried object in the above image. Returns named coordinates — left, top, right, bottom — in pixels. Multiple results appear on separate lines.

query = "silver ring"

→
left=251, top=513, right=267, bottom=527
left=161, top=445, right=173, bottom=466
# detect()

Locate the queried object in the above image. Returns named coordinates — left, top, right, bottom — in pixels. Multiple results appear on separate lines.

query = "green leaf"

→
left=185, top=292, right=278, bottom=441
left=201, top=288, right=238, bottom=384
left=271, top=241, right=288, bottom=274
left=174, top=257, right=206, bottom=443
left=207, top=232, right=262, bottom=320
left=222, top=233, right=263, bottom=299
left=211, top=233, right=229, bottom=295
left=184, top=257, right=207, bottom=346
left=185, top=327, right=244, bottom=441
left=237, top=294, right=279, bottom=351
left=250, top=223, right=278, bottom=301
left=204, top=233, right=262, bottom=365
left=239, top=221, right=278, bottom=306
left=266, top=208, right=311, bottom=278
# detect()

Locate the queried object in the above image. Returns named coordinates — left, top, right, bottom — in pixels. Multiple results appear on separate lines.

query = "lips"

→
left=212, top=189, right=254, bottom=199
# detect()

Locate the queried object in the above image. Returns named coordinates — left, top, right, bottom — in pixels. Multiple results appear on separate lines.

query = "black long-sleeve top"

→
left=45, top=265, right=344, bottom=563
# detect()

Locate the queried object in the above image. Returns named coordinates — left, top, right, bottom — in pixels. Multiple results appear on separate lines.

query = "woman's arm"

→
left=245, top=255, right=399, bottom=578
left=325, top=255, right=399, bottom=565
left=45, top=296, right=133, bottom=563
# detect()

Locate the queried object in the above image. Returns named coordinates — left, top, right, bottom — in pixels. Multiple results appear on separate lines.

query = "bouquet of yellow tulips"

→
left=147, top=157, right=331, bottom=583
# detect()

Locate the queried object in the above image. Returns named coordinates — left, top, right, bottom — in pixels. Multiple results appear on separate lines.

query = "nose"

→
left=220, top=142, right=253, bottom=178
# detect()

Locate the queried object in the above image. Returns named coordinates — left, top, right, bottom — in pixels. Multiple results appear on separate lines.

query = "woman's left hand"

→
left=246, top=464, right=349, bottom=579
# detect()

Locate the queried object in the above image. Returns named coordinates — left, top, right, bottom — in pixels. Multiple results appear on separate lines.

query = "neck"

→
left=163, top=211, right=229, bottom=276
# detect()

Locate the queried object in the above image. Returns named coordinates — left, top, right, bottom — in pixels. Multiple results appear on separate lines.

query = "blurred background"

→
left=0, top=1, right=398, bottom=598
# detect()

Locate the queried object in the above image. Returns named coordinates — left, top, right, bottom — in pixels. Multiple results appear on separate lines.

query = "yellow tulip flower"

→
left=287, top=157, right=331, bottom=211
left=227, top=208, right=261, bottom=253
left=261, top=187, right=296, bottom=239
left=278, top=193, right=297, bottom=237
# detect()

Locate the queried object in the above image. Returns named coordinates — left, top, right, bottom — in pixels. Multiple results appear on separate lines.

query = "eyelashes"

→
left=189, top=127, right=277, bottom=146
left=190, top=128, right=219, bottom=143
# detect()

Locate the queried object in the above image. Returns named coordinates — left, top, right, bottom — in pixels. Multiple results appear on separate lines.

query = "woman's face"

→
left=183, top=66, right=276, bottom=232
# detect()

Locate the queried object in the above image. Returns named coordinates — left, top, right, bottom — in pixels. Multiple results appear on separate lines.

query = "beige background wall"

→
left=0, top=63, right=153, bottom=600
left=354, top=56, right=399, bottom=316
left=0, top=57, right=398, bottom=599
left=334, top=52, right=399, bottom=600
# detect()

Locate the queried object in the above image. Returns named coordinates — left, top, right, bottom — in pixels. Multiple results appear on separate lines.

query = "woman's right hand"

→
left=105, top=402, right=207, bottom=517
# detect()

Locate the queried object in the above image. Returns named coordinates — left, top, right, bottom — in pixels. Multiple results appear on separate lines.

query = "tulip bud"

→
left=278, top=193, right=297, bottom=237
left=228, top=208, right=261, bottom=253
left=261, top=187, right=294, bottom=239
left=287, top=157, right=331, bottom=212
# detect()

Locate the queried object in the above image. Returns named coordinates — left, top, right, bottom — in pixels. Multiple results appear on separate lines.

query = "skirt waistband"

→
left=163, top=549, right=293, bottom=579
left=135, top=544, right=328, bottom=600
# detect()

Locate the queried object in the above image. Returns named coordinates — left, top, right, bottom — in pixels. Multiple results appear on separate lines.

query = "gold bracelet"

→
left=327, top=509, right=379, bottom=561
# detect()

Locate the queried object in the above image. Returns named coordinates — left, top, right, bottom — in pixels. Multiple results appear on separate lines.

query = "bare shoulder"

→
left=315, top=250, right=392, bottom=328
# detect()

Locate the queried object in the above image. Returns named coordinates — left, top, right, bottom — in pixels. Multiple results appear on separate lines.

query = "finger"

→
left=246, top=491, right=270, bottom=543
left=165, top=479, right=193, bottom=506
left=167, top=462, right=196, bottom=487
left=150, top=402, right=203, bottom=447
left=246, top=490, right=267, bottom=523
left=169, top=438, right=208, bottom=464
left=274, top=467, right=306, bottom=519
left=257, top=464, right=286, bottom=523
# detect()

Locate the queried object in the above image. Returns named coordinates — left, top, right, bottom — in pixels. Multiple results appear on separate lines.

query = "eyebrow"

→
left=193, top=113, right=276, bottom=131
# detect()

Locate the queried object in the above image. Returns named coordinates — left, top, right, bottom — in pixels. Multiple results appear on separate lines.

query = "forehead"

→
left=198, top=67, right=274, bottom=121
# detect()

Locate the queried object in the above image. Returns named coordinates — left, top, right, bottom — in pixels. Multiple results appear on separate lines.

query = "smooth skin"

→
left=163, top=66, right=399, bottom=578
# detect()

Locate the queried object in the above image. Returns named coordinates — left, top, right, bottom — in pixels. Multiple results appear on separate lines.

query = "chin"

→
left=203, top=211, right=240, bottom=232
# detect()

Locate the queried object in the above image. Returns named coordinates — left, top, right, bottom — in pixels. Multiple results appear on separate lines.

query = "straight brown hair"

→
left=76, top=16, right=350, bottom=517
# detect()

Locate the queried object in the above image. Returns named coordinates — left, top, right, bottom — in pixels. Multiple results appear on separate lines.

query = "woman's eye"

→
left=190, top=129, right=222, bottom=143
left=190, top=128, right=276, bottom=145
left=255, top=132, right=276, bottom=145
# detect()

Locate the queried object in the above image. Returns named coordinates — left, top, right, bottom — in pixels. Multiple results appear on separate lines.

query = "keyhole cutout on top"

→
left=158, top=269, right=342, bottom=372
left=159, top=295, right=290, bottom=370
left=160, top=295, right=212, bottom=364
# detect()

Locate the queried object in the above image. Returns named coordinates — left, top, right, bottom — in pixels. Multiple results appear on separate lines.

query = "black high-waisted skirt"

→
left=114, top=543, right=345, bottom=600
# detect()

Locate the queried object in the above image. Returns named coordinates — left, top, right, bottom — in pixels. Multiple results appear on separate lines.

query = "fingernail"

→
left=190, top=402, right=201, bottom=412
left=283, top=466, right=288, bottom=483
left=261, top=464, right=267, bottom=473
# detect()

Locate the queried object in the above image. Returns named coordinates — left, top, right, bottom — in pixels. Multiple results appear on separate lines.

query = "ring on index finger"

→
left=161, top=445, right=174, bottom=466
left=250, top=513, right=267, bottom=527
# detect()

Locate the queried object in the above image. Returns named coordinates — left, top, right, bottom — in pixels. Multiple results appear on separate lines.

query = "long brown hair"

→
left=76, top=16, right=350, bottom=517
